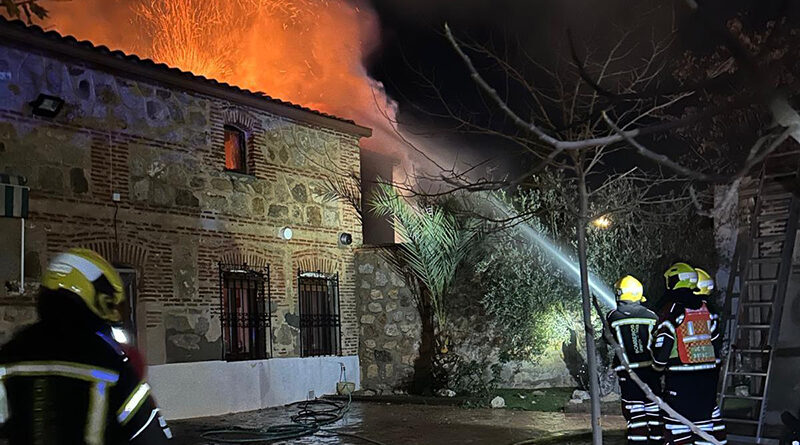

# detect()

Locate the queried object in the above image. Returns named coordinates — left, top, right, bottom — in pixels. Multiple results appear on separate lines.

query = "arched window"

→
left=224, top=125, right=247, bottom=173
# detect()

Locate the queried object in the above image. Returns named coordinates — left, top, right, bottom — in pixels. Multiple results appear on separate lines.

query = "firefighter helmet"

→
left=694, top=268, right=715, bottom=295
left=664, top=262, right=698, bottom=290
left=41, top=249, right=125, bottom=323
left=615, top=275, right=646, bottom=302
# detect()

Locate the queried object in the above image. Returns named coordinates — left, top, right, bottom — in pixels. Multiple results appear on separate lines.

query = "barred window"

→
left=298, top=270, right=341, bottom=357
left=224, top=125, right=247, bottom=173
left=219, top=264, right=271, bottom=361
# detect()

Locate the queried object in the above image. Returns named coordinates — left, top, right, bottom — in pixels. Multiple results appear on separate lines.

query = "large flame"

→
left=44, top=0, right=407, bottom=168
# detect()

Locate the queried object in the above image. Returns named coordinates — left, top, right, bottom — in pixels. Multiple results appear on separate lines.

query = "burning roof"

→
left=0, top=15, right=372, bottom=137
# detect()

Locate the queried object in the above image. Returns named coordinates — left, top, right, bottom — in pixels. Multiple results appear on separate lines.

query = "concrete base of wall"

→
left=147, top=355, right=360, bottom=420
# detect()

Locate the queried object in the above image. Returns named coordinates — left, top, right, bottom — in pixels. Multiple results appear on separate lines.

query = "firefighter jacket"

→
left=607, top=301, right=658, bottom=372
left=651, top=287, right=721, bottom=372
left=0, top=291, right=172, bottom=445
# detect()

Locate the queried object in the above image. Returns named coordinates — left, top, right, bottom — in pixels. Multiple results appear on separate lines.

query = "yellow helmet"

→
left=615, top=275, right=646, bottom=302
left=41, top=249, right=125, bottom=323
left=664, top=262, right=698, bottom=290
left=694, top=268, right=714, bottom=295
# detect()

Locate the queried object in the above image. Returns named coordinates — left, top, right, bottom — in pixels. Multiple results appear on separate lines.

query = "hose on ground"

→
left=199, top=393, right=389, bottom=444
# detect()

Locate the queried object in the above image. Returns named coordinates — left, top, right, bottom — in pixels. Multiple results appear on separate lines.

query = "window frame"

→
left=115, top=266, right=138, bottom=345
left=218, top=263, right=272, bottom=361
left=223, top=125, right=248, bottom=174
left=298, top=269, right=342, bottom=357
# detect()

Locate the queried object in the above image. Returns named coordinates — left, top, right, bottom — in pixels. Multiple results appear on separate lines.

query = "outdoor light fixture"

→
left=592, top=215, right=612, bottom=229
left=279, top=226, right=293, bottom=240
left=30, top=94, right=64, bottom=118
left=339, top=232, right=353, bottom=246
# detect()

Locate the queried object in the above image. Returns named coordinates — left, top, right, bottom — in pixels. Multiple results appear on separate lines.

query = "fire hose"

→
left=199, top=393, right=388, bottom=444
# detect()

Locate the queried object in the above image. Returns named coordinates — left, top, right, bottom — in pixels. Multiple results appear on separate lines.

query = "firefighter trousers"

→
left=619, top=367, right=664, bottom=445
left=663, top=369, right=727, bottom=445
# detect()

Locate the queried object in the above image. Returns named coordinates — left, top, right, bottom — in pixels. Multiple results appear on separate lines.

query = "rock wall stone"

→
left=0, top=42, right=363, bottom=364
left=355, top=247, right=576, bottom=393
left=355, top=247, right=420, bottom=394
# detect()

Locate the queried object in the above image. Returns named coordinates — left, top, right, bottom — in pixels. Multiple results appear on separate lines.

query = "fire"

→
left=43, top=0, right=407, bottom=167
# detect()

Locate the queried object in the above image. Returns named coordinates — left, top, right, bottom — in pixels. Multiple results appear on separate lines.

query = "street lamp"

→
left=592, top=215, right=611, bottom=229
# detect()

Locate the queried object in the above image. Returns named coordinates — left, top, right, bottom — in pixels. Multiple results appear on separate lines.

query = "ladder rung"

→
left=747, top=257, right=782, bottom=264
left=757, top=213, right=789, bottom=222
left=732, top=348, right=771, bottom=353
left=753, top=235, right=786, bottom=243
left=722, top=418, right=760, bottom=425
left=740, top=302, right=774, bottom=307
left=728, top=371, right=768, bottom=376
left=745, top=279, right=778, bottom=285
left=760, top=192, right=794, bottom=201
left=765, top=171, right=797, bottom=179
left=767, top=149, right=800, bottom=158
left=738, top=324, right=771, bottom=329
left=722, top=394, right=765, bottom=401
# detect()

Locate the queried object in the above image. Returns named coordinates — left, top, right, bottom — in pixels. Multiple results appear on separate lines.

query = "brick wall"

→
left=0, top=42, right=364, bottom=364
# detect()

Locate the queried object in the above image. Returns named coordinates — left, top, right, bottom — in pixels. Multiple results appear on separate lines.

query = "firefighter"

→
left=608, top=275, right=662, bottom=445
left=693, top=267, right=726, bottom=444
left=0, top=249, right=172, bottom=444
left=651, top=262, right=725, bottom=445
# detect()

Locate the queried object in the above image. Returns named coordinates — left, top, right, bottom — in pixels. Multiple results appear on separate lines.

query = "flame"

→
left=44, top=0, right=409, bottom=169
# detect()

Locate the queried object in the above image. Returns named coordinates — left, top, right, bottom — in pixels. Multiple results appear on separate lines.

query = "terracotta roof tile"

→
left=0, top=16, right=371, bottom=136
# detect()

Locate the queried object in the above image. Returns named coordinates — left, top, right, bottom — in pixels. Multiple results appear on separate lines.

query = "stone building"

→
left=0, top=18, right=370, bottom=418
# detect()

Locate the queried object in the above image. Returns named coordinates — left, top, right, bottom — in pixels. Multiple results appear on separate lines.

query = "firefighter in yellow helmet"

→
left=607, top=275, right=662, bottom=444
left=651, top=263, right=725, bottom=445
left=0, top=249, right=172, bottom=444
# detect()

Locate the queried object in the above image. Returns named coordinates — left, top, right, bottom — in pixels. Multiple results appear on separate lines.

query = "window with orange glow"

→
left=224, top=125, right=247, bottom=173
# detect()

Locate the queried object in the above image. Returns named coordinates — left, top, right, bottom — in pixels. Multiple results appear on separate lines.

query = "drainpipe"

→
left=19, top=217, right=24, bottom=294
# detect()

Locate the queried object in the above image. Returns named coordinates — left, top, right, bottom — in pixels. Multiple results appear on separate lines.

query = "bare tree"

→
left=391, top=3, right=800, bottom=443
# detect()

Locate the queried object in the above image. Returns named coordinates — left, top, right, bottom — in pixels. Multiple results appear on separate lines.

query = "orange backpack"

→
left=675, top=303, right=716, bottom=364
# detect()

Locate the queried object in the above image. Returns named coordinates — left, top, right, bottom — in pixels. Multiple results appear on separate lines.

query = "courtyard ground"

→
left=170, top=400, right=626, bottom=445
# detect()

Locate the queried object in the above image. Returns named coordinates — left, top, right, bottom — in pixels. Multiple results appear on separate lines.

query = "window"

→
left=116, top=267, right=137, bottom=345
left=219, top=264, right=272, bottom=361
left=224, top=125, right=247, bottom=173
left=298, top=270, right=341, bottom=357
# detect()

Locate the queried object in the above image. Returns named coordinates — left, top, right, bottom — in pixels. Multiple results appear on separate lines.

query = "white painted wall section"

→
left=147, top=355, right=360, bottom=420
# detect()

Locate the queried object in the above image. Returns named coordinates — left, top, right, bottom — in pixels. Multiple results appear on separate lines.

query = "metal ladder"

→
left=721, top=156, right=800, bottom=444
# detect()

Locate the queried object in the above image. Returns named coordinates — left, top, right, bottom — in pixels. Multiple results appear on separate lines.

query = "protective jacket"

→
left=0, top=291, right=172, bottom=445
left=607, top=301, right=658, bottom=372
left=651, top=288, right=721, bottom=372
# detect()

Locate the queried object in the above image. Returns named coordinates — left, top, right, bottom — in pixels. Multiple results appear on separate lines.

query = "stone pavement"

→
left=170, top=401, right=626, bottom=445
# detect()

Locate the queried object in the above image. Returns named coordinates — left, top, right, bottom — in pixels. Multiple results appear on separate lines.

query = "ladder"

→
left=721, top=154, right=800, bottom=444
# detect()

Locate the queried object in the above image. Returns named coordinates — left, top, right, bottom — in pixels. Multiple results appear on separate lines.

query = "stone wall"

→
left=355, top=247, right=421, bottom=394
left=354, top=246, right=576, bottom=394
left=0, top=41, right=364, bottom=364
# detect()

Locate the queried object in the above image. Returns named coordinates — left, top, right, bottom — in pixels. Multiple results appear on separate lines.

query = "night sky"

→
left=362, top=0, right=800, bottom=175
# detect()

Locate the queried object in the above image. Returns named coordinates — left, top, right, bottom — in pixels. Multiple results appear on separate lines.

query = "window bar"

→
left=266, top=265, right=272, bottom=358
left=315, top=270, right=322, bottom=356
left=298, top=268, right=305, bottom=357
left=334, top=272, right=341, bottom=356
left=219, top=263, right=225, bottom=359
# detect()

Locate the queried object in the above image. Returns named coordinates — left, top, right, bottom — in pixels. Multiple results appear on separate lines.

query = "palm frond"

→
left=371, top=183, right=481, bottom=330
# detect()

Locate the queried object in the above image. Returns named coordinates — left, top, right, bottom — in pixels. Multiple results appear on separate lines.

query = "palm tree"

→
left=371, top=183, right=480, bottom=392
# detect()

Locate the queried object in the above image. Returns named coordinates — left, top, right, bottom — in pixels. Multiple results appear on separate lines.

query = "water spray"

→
left=484, top=195, right=617, bottom=308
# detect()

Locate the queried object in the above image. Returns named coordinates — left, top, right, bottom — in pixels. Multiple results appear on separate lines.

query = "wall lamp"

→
left=30, top=94, right=64, bottom=118
left=279, top=226, right=293, bottom=241
left=339, top=232, right=353, bottom=246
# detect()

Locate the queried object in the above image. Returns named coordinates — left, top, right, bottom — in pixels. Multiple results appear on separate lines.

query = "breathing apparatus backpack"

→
left=675, top=303, right=716, bottom=364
